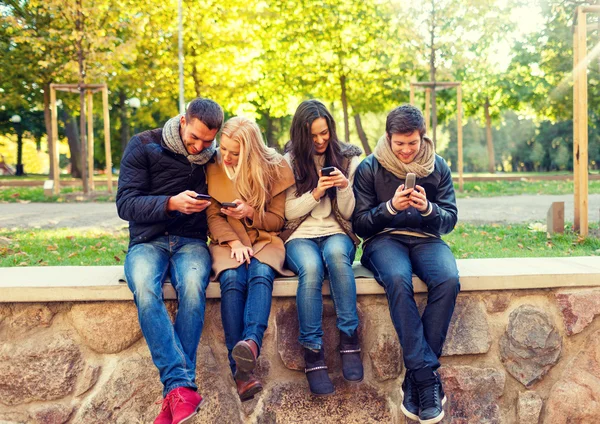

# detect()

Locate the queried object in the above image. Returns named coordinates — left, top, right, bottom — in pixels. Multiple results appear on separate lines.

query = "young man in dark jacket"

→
left=117, top=98, right=223, bottom=424
left=353, top=105, right=460, bottom=424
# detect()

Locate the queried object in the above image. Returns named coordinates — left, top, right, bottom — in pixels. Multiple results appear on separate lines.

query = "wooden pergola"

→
left=49, top=83, right=112, bottom=195
left=410, top=81, right=463, bottom=191
left=572, top=6, right=600, bottom=236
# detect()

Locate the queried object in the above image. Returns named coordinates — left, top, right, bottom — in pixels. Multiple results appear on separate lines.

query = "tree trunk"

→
left=264, top=112, right=275, bottom=148
left=76, top=0, right=88, bottom=192
left=119, top=91, right=130, bottom=152
left=354, top=113, right=371, bottom=155
left=429, top=0, right=438, bottom=147
left=43, top=83, right=54, bottom=178
left=340, top=75, right=350, bottom=143
left=484, top=98, right=496, bottom=173
left=60, top=108, right=82, bottom=178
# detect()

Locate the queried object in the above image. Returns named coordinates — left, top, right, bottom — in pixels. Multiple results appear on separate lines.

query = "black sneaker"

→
left=400, top=370, right=419, bottom=421
left=413, top=368, right=447, bottom=424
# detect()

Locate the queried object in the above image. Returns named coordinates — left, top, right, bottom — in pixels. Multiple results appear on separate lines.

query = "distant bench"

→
left=2, top=257, right=600, bottom=302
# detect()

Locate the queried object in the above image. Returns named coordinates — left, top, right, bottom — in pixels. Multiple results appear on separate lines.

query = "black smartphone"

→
left=221, top=202, right=237, bottom=208
left=404, top=173, right=416, bottom=192
left=321, top=166, right=335, bottom=176
left=195, top=193, right=211, bottom=200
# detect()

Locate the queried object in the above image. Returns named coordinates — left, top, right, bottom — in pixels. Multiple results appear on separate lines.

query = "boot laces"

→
left=418, top=378, right=440, bottom=410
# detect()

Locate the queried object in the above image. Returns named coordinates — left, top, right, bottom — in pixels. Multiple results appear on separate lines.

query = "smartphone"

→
left=321, top=166, right=335, bottom=176
left=404, top=173, right=416, bottom=192
left=221, top=202, right=237, bottom=208
left=195, top=193, right=211, bottom=200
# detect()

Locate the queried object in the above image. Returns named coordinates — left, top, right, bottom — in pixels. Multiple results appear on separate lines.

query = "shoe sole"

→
left=417, top=396, right=448, bottom=424
left=399, top=387, right=419, bottom=421
left=239, top=384, right=263, bottom=402
left=232, top=342, right=257, bottom=374
left=309, top=389, right=336, bottom=398
left=176, top=397, right=205, bottom=424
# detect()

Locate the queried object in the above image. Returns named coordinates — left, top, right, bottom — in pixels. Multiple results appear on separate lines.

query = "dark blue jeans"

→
left=285, top=234, right=359, bottom=350
left=219, top=258, right=276, bottom=375
left=124, top=236, right=211, bottom=396
left=361, top=234, right=460, bottom=371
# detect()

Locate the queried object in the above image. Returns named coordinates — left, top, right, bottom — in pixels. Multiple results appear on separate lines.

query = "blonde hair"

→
left=220, top=116, right=285, bottom=223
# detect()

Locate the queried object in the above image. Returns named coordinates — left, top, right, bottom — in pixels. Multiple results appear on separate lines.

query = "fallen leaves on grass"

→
left=114, top=255, right=121, bottom=262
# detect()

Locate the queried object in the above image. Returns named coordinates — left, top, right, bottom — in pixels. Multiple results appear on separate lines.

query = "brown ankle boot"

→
left=235, top=373, right=263, bottom=401
left=232, top=339, right=259, bottom=374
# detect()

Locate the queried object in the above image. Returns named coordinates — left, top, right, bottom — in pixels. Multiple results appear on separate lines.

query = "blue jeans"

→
left=124, top=236, right=211, bottom=396
left=219, top=258, right=276, bottom=375
left=285, top=234, right=359, bottom=350
left=361, top=234, right=460, bottom=371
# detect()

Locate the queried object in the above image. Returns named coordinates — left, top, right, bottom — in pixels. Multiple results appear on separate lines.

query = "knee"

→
left=249, top=274, right=274, bottom=290
left=296, top=261, right=324, bottom=285
left=383, top=272, right=414, bottom=296
left=430, top=275, right=460, bottom=297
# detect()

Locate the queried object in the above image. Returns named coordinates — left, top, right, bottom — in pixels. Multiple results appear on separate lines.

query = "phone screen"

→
left=321, top=166, right=335, bottom=176
left=405, top=173, right=416, bottom=191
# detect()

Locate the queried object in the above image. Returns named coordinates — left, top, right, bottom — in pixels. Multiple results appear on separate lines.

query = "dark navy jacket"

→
left=352, top=154, right=458, bottom=242
left=116, top=128, right=212, bottom=246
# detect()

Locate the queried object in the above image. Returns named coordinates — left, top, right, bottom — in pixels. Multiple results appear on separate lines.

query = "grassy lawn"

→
left=0, top=185, right=115, bottom=203
left=1, top=223, right=599, bottom=267
left=455, top=180, right=600, bottom=198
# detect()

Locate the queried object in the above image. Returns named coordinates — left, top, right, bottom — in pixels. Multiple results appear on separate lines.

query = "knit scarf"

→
left=162, top=115, right=216, bottom=165
left=373, top=134, right=435, bottom=179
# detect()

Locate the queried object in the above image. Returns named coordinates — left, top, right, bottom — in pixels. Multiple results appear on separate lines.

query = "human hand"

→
left=220, top=199, right=255, bottom=220
left=391, top=184, right=413, bottom=211
left=312, top=171, right=336, bottom=200
left=408, top=185, right=428, bottom=213
left=228, top=240, right=253, bottom=264
left=167, top=190, right=211, bottom=214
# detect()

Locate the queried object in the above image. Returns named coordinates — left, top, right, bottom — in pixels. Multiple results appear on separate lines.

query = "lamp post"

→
left=127, top=97, right=140, bottom=135
left=9, top=114, right=24, bottom=176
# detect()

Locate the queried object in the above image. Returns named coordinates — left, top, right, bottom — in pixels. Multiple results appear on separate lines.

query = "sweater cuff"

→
left=420, top=201, right=433, bottom=217
left=386, top=200, right=399, bottom=216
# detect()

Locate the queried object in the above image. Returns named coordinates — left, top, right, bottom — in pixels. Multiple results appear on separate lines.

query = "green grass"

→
left=455, top=180, right=600, bottom=198
left=0, top=185, right=115, bottom=202
left=0, top=228, right=129, bottom=267
left=1, top=223, right=599, bottom=267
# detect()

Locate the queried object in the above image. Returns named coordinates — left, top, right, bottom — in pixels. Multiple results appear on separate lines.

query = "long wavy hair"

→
left=220, top=116, right=285, bottom=223
left=289, top=100, right=345, bottom=199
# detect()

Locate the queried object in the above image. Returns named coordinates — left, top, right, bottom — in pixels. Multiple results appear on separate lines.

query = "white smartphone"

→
left=405, top=173, right=416, bottom=192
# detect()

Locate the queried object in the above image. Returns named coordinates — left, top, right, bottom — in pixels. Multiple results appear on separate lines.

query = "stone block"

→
left=555, top=289, right=600, bottom=335
left=439, top=366, right=506, bottom=424
left=0, top=332, right=82, bottom=406
left=259, top=378, right=391, bottom=423
left=69, top=302, right=142, bottom=354
left=29, top=404, right=74, bottom=424
left=518, top=391, right=542, bottom=424
left=74, top=364, right=102, bottom=397
left=546, top=202, right=564, bottom=234
left=75, top=355, right=162, bottom=423
left=5, top=304, right=55, bottom=330
left=276, top=302, right=363, bottom=372
left=442, top=296, right=491, bottom=356
left=369, top=332, right=402, bottom=381
left=500, top=305, right=562, bottom=387
left=483, top=293, right=512, bottom=313
left=544, top=330, right=600, bottom=423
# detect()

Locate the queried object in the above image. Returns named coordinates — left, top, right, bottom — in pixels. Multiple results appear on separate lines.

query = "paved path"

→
left=1, top=195, right=599, bottom=230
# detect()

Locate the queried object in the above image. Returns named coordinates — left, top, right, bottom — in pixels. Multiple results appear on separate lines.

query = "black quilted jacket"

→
left=116, top=128, right=212, bottom=246
left=352, top=154, right=458, bottom=242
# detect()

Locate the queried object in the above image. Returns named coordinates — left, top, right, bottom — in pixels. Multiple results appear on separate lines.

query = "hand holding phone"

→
left=221, top=202, right=238, bottom=208
left=321, top=166, right=335, bottom=176
left=195, top=193, right=211, bottom=200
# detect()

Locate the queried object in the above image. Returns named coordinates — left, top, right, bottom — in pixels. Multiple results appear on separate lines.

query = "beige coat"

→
left=206, top=160, right=295, bottom=279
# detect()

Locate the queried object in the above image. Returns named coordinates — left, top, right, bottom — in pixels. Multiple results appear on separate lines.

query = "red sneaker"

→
left=168, top=387, right=205, bottom=424
left=153, top=397, right=172, bottom=424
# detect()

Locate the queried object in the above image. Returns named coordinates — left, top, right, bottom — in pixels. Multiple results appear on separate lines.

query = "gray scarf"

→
left=373, top=134, right=435, bottom=179
left=162, top=115, right=216, bottom=165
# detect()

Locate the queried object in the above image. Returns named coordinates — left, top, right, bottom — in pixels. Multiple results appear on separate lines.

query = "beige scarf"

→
left=373, top=134, right=435, bottom=179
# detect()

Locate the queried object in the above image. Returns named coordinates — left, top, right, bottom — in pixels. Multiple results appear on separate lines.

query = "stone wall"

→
left=1, top=288, right=600, bottom=423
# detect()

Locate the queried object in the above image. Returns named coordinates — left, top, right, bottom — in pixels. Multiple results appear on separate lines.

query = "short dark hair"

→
left=186, top=98, right=224, bottom=130
left=386, top=104, right=426, bottom=139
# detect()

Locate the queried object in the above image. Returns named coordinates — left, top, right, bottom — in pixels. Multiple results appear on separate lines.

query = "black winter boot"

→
left=339, top=331, right=364, bottom=382
left=303, top=347, right=335, bottom=396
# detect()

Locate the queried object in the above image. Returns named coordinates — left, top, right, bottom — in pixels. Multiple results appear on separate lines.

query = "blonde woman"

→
left=206, top=116, right=295, bottom=401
